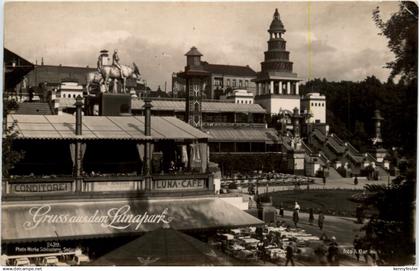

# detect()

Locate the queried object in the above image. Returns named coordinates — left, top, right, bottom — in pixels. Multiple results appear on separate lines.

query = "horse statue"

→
left=99, top=62, right=141, bottom=94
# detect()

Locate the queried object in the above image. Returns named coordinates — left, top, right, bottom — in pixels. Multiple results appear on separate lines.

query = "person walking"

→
left=294, top=201, right=301, bottom=212
left=309, top=208, right=315, bottom=225
left=293, top=209, right=299, bottom=228
left=353, top=235, right=362, bottom=261
left=285, top=242, right=295, bottom=266
left=327, top=236, right=339, bottom=266
left=354, top=176, right=359, bottom=186
left=318, top=211, right=325, bottom=230
left=314, top=243, right=328, bottom=265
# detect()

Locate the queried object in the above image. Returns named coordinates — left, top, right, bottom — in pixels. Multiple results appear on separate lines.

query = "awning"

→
left=92, top=228, right=238, bottom=266
left=7, top=115, right=210, bottom=140
left=1, top=197, right=263, bottom=243
left=204, top=127, right=280, bottom=143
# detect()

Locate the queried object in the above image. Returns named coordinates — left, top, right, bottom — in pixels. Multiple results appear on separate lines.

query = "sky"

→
left=4, top=1, right=400, bottom=90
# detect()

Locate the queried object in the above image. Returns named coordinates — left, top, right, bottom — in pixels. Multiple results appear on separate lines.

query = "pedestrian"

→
left=314, top=243, right=328, bottom=265
left=354, top=176, right=358, bottom=186
left=318, top=211, right=325, bottom=230
left=285, top=242, right=295, bottom=266
left=353, top=234, right=361, bottom=261
left=322, top=176, right=326, bottom=186
left=294, top=201, right=301, bottom=212
left=309, top=208, right=315, bottom=225
left=327, top=236, right=339, bottom=266
left=293, top=209, right=299, bottom=228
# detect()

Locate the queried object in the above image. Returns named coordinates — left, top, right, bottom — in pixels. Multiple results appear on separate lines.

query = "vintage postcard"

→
left=1, top=1, right=417, bottom=268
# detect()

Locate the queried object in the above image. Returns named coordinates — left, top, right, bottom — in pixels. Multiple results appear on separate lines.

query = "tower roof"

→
left=269, top=8, right=285, bottom=33
left=185, top=46, right=203, bottom=57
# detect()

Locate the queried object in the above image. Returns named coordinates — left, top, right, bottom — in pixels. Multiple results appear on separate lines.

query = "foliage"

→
left=373, top=2, right=418, bottom=84
left=2, top=120, right=25, bottom=178
left=301, top=76, right=416, bottom=160
left=358, top=176, right=415, bottom=265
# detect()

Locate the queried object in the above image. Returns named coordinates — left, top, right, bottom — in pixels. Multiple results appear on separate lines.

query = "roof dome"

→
left=185, top=46, right=203, bottom=57
left=269, top=8, right=285, bottom=33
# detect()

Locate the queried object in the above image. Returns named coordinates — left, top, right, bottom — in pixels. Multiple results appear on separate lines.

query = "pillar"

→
left=279, top=81, right=282, bottom=94
left=74, top=96, right=84, bottom=192
left=143, top=95, right=153, bottom=191
left=296, top=82, right=300, bottom=95
left=270, top=81, right=274, bottom=94
left=287, top=82, right=291, bottom=94
left=256, top=83, right=260, bottom=95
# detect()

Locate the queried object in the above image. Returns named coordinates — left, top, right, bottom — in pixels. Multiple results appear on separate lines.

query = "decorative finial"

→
left=274, top=8, right=280, bottom=20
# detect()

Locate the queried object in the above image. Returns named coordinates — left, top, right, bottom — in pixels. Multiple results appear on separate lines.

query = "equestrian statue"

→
left=86, top=49, right=141, bottom=95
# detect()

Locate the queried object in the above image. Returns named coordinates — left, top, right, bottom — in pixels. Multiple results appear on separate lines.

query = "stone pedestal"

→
left=288, top=150, right=305, bottom=175
left=99, top=93, right=131, bottom=116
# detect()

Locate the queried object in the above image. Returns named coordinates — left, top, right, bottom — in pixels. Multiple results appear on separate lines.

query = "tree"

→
left=356, top=176, right=415, bottom=265
left=373, top=2, right=418, bottom=84
left=2, top=121, right=25, bottom=178
left=2, top=100, right=25, bottom=178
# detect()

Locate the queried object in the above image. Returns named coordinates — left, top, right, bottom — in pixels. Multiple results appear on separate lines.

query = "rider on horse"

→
left=112, top=50, right=124, bottom=79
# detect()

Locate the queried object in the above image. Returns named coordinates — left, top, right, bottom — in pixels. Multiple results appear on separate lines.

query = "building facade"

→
left=172, top=50, right=257, bottom=100
left=301, top=92, right=327, bottom=124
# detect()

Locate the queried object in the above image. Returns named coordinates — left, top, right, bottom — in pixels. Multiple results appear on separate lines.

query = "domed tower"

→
left=254, top=9, right=302, bottom=115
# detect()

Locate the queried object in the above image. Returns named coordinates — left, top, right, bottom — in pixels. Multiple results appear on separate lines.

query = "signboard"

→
left=153, top=178, right=206, bottom=191
left=92, top=181, right=136, bottom=192
left=10, top=182, right=73, bottom=194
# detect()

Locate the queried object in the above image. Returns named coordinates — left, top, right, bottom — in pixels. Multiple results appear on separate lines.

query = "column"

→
left=279, top=81, right=283, bottom=94
left=296, top=82, right=300, bottom=95
left=256, top=83, right=260, bottom=96
left=287, top=82, right=291, bottom=94
left=270, top=81, right=274, bottom=94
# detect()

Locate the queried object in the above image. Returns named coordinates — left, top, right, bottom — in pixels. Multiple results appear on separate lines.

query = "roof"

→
left=204, top=127, right=280, bottom=143
left=7, top=114, right=210, bottom=140
left=2, top=197, right=263, bottom=242
left=185, top=46, right=203, bottom=56
left=4, top=48, right=34, bottom=89
left=201, top=62, right=256, bottom=77
left=131, top=99, right=266, bottom=114
left=269, top=9, right=285, bottom=33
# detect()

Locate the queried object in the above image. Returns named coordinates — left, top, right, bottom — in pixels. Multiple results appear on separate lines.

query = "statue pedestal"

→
left=99, top=93, right=132, bottom=116
left=370, top=147, right=387, bottom=163
left=288, top=149, right=305, bottom=175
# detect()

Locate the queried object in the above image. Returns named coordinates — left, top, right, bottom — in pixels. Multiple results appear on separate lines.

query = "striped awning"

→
left=204, top=127, right=280, bottom=143
left=131, top=99, right=267, bottom=114
left=7, top=114, right=210, bottom=140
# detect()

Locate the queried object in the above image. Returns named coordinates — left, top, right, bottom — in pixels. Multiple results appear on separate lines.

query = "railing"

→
left=202, top=122, right=267, bottom=128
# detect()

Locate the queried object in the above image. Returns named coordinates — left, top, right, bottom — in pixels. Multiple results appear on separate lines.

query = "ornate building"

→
left=254, top=9, right=302, bottom=114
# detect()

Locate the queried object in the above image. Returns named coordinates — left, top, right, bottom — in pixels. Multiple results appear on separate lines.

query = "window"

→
left=214, top=77, right=223, bottom=87
left=311, top=102, right=314, bottom=106
left=239, top=80, right=243, bottom=88
left=232, top=79, right=237, bottom=88
left=227, top=79, right=231, bottom=86
left=245, top=80, right=249, bottom=88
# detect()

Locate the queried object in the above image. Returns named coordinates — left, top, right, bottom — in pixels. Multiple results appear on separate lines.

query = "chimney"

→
left=75, top=95, right=83, bottom=135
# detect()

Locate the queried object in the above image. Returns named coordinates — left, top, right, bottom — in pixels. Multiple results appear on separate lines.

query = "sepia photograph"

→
left=1, top=1, right=418, bottom=267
